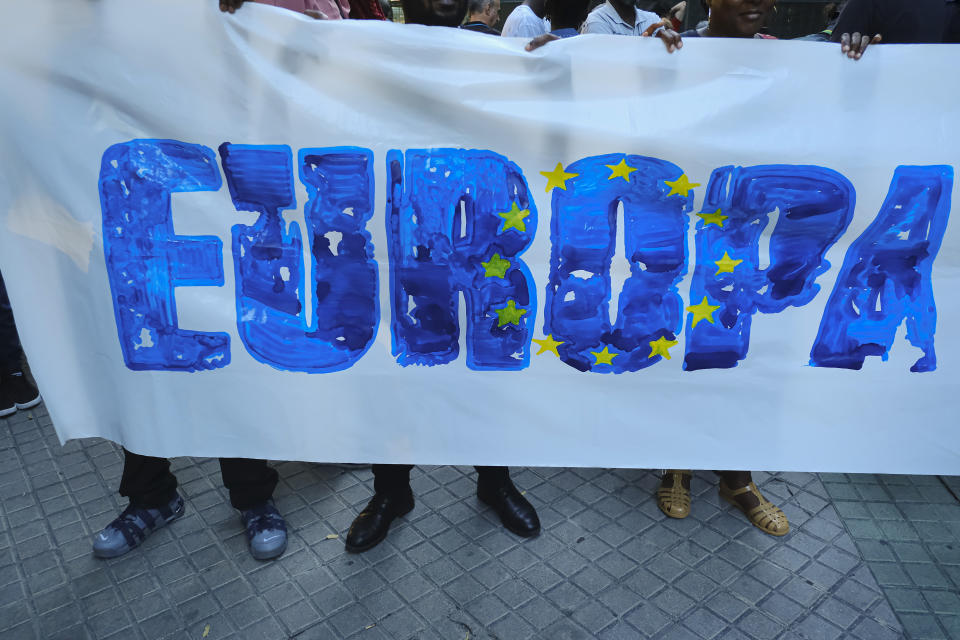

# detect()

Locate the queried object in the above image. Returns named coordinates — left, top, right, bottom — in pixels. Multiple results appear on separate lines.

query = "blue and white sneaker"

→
left=240, top=499, right=287, bottom=561
left=92, top=493, right=185, bottom=558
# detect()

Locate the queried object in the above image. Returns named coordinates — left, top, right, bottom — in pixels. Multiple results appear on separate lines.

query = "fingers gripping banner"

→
left=0, top=0, right=958, bottom=473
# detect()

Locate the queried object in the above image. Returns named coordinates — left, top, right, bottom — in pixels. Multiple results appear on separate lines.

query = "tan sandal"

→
left=657, top=470, right=692, bottom=519
left=719, top=480, right=790, bottom=536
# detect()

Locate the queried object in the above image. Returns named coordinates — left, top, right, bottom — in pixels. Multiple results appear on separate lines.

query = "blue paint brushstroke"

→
left=684, top=165, right=854, bottom=371
left=99, top=140, right=229, bottom=371
left=221, top=144, right=378, bottom=372
left=544, top=154, right=691, bottom=373
left=811, top=165, right=953, bottom=372
left=387, top=149, right=537, bottom=370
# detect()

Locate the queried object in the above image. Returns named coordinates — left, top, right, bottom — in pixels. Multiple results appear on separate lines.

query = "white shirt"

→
left=581, top=1, right=661, bottom=36
left=501, top=4, right=550, bottom=38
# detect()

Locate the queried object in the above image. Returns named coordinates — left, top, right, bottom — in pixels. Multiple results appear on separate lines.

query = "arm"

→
left=503, top=11, right=549, bottom=38
left=525, top=33, right=560, bottom=51
left=642, top=19, right=682, bottom=53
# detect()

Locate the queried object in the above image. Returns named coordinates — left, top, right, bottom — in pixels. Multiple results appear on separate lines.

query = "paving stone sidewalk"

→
left=1, top=403, right=957, bottom=639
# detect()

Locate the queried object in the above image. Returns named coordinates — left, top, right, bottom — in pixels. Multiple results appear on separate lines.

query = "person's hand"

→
left=643, top=20, right=682, bottom=53
left=220, top=0, right=245, bottom=13
left=525, top=33, right=560, bottom=52
left=839, top=32, right=881, bottom=59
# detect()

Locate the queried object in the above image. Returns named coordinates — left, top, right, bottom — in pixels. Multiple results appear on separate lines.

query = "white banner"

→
left=1, top=1, right=958, bottom=473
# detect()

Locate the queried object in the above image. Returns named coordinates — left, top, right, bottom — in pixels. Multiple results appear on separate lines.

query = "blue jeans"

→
left=0, top=271, right=24, bottom=375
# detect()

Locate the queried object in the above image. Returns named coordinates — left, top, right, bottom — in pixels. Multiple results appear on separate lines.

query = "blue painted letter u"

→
left=220, top=144, right=378, bottom=372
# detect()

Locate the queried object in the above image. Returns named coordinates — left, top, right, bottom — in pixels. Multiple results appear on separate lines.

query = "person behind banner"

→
left=678, top=0, right=777, bottom=38
left=581, top=0, right=663, bottom=35
left=379, top=0, right=394, bottom=20
left=220, top=0, right=388, bottom=20
left=948, top=0, right=960, bottom=43
left=398, top=0, right=467, bottom=25
left=344, top=0, right=542, bottom=553
left=660, top=0, right=874, bottom=537
left=830, top=0, right=948, bottom=45
left=0, top=272, right=42, bottom=418
left=221, top=0, right=350, bottom=18
left=793, top=2, right=842, bottom=42
left=654, top=0, right=788, bottom=538
left=667, top=1, right=686, bottom=30
left=501, top=0, right=550, bottom=38
left=93, top=451, right=288, bottom=560
left=679, top=0, right=883, bottom=59
left=348, top=0, right=389, bottom=19
left=526, top=1, right=681, bottom=50
left=521, top=0, right=785, bottom=537
left=544, top=0, right=592, bottom=38
left=461, top=0, right=502, bottom=34
left=460, top=0, right=500, bottom=36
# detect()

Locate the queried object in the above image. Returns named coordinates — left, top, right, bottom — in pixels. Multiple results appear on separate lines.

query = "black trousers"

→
left=947, top=1, right=960, bottom=43
left=372, top=464, right=510, bottom=495
left=0, top=272, right=24, bottom=375
left=119, top=449, right=278, bottom=511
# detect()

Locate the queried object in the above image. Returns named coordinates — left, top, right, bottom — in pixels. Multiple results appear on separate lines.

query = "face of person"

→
left=402, top=0, right=467, bottom=26
left=706, top=0, right=775, bottom=38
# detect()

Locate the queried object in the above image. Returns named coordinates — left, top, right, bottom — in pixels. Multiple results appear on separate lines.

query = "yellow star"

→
left=697, top=209, right=728, bottom=228
left=605, top=158, right=637, bottom=182
left=714, top=252, right=743, bottom=275
left=648, top=336, right=678, bottom=360
left=540, top=163, right=579, bottom=192
left=494, top=299, right=527, bottom=327
left=590, top=345, right=619, bottom=365
left=664, top=174, right=701, bottom=198
left=481, top=253, right=511, bottom=278
left=686, top=296, right=721, bottom=329
left=532, top=334, right=564, bottom=356
left=497, top=202, right=530, bottom=233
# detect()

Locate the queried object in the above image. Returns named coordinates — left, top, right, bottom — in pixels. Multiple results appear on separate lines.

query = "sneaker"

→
left=92, top=493, right=185, bottom=558
left=240, top=499, right=287, bottom=560
left=1, top=372, right=41, bottom=414
left=0, top=384, right=14, bottom=418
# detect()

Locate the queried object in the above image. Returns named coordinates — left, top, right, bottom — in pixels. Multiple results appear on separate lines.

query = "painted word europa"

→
left=99, top=140, right=953, bottom=374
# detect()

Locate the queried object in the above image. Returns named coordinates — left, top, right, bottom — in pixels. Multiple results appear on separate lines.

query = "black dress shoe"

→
left=345, top=490, right=414, bottom=553
left=477, top=481, right=541, bottom=538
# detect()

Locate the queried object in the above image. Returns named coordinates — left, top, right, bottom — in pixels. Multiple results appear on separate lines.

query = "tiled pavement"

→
left=0, top=403, right=957, bottom=639
left=822, top=474, right=960, bottom=639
